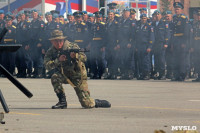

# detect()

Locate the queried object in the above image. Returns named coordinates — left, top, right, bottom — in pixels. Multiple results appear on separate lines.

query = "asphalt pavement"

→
left=0, top=78, right=199, bottom=133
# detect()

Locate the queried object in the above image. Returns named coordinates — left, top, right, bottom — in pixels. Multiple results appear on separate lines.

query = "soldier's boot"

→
left=52, top=93, right=67, bottom=109
left=95, top=99, right=111, bottom=108
left=158, top=71, right=166, bottom=80
left=35, top=68, right=43, bottom=78
left=143, top=72, right=150, bottom=80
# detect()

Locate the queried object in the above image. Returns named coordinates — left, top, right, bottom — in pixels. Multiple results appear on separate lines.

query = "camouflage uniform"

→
left=44, top=40, right=95, bottom=108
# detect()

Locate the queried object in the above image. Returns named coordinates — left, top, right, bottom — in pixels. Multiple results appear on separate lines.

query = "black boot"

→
left=52, top=93, right=67, bottom=109
left=95, top=99, right=111, bottom=108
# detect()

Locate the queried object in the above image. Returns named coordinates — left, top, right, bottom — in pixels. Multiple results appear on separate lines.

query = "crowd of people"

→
left=0, top=2, right=200, bottom=82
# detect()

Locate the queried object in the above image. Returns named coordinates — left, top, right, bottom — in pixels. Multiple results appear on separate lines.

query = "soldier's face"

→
left=174, top=8, right=182, bottom=15
left=51, top=39, right=64, bottom=50
left=46, top=15, right=52, bottom=22
left=32, top=12, right=38, bottom=19
left=68, top=16, right=74, bottom=22
left=141, top=17, right=147, bottom=23
left=108, top=12, right=114, bottom=20
left=130, top=14, right=136, bottom=19
left=155, top=13, right=161, bottom=21
left=6, top=20, right=12, bottom=26
left=88, top=17, right=94, bottom=22
left=20, top=14, right=26, bottom=21
left=165, top=14, right=172, bottom=21
left=75, top=16, right=82, bottom=23
left=198, top=15, right=200, bottom=21
left=123, top=11, right=130, bottom=19
left=83, top=14, right=88, bottom=21
left=0, top=14, right=4, bottom=20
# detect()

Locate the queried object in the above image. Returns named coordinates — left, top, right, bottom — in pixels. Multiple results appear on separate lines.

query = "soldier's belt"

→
left=74, top=40, right=83, bottom=43
left=194, top=37, right=200, bottom=40
left=93, top=38, right=102, bottom=41
left=4, top=39, right=14, bottom=42
left=174, top=33, right=184, bottom=37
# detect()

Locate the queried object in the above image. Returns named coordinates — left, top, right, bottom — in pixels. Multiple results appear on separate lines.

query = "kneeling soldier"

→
left=44, top=30, right=111, bottom=109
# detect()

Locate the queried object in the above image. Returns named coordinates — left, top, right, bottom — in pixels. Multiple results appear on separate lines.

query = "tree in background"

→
left=160, top=0, right=172, bottom=15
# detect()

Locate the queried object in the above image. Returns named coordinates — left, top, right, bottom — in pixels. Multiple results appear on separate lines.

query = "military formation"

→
left=0, top=2, right=200, bottom=82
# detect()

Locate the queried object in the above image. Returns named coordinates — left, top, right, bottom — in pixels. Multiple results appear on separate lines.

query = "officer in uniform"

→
left=191, top=9, right=200, bottom=82
left=171, top=2, right=190, bottom=81
left=107, top=3, right=117, bottom=12
left=15, top=10, right=31, bottom=78
left=118, top=8, right=135, bottom=79
left=63, top=13, right=75, bottom=42
left=164, top=11, right=174, bottom=79
left=0, top=10, right=5, bottom=68
left=134, top=14, right=155, bottom=80
left=105, top=10, right=119, bottom=79
left=29, top=9, right=45, bottom=78
left=89, top=12, right=106, bottom=79
left=151, top=10, right=170, bottom=80
left=1, top=15, right=16, bottom=75
left=73, top=12, right=90, bottom=74
left=82, top=11, right=88, bottom=23
left=44, top=30, right=111, bottom=109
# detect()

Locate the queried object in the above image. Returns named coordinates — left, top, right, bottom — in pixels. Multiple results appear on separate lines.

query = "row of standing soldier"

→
left=0, top=2, right=200, bottom=82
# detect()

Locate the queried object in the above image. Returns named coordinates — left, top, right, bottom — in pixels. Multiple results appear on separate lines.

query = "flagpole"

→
left=105, top=0, right=107, bottom=15
left=66, top=0, right=68, bottom=16
left=42, top=0, right=45, bottom=21
left=82, top=0, right=86, bottom=11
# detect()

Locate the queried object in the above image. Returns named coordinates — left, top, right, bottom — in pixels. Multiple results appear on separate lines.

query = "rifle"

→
left=59, top=48, right=89, bottom=62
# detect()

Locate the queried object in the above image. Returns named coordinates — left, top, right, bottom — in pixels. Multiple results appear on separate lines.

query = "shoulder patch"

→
left=12, top=25, right=16, bottom=28
left=100, top=22, right=105, bottom=25
left=81, top=22, right=86, bottom=25
left=181, top=15, right=186, bottom=19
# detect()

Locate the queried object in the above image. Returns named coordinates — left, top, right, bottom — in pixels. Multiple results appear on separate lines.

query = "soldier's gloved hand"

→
left=164, top=45, right=168, bottom=48
left=127, top=44, right=132, bottom=48
left=37, top=43, right=42, bottom=47
left=147, top=48, right=151, bottom=53
left=59, top=55, right=67, bottom=62
left=70, top=52, right=76, bottom=59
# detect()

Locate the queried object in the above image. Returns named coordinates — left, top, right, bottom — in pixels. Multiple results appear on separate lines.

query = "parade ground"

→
left=0, top=78, right=200, bottom=133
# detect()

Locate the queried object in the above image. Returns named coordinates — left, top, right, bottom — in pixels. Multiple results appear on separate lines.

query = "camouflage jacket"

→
left=44, top=40, right=87, bottom=80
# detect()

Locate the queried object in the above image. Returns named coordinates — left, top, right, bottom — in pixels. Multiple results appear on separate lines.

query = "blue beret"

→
left=18, top=10, right=25, bottom=15
left=108, top=10, right=115, bottom=14
left=38, top=12, right=43, bottom=17
left=140, top=13, right=147, bottom=18
left=153, top=10, right=160, bottom=15
left=5, top=15, right=12, bottom=21
left=45, top=12, right=51, bottom=16
left=107, top=3, right=117, bottom=9
left=139, top=8, right=147, bottom=11
left=165, top=11, right=172, bottom=15
left=82, top=11, right=87, bottom=15
left=0, top=10, right=4, bottom=14
left=31, top=9, right=37, bottom=13
left=59, top=15, right=64, bottom=18
left=53, top=13, right=59, bottom=18
left=88, top=13, right=94, bottom=17
left=173, top=2, right=184, bottom=9
left=130, top=8, right=136, bottom=14
left=6, top=11, right=13, bottom=16
left=67, top=13, right=73, bottom=16
left=73, top=11, right=83, bottom=17
left=123, top=8, right=130, bottom=12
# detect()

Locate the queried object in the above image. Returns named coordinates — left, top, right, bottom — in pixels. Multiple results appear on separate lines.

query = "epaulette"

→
left=100, top=22, right=105, bottom=25
left=148, top=23, right=151, bottom=25
left=181, top=15, right=186, bottom=19
left=115, top=21, right=118, bottom=24
left=81, top=22, right=85, bottom=25
left=115, top=14, right=120, bottom=17
left=12, top=25, right=16, bottom=28
left=45, top=22, right=47, bottom=24
left=27, top=21, right=30, bottom=23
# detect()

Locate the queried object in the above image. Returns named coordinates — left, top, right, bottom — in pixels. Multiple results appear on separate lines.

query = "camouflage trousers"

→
left=51, top=71, right=95, bottom=108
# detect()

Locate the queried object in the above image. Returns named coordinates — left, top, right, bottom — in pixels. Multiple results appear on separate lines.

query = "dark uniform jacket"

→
left=3, top=25, right=16, bottom=44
